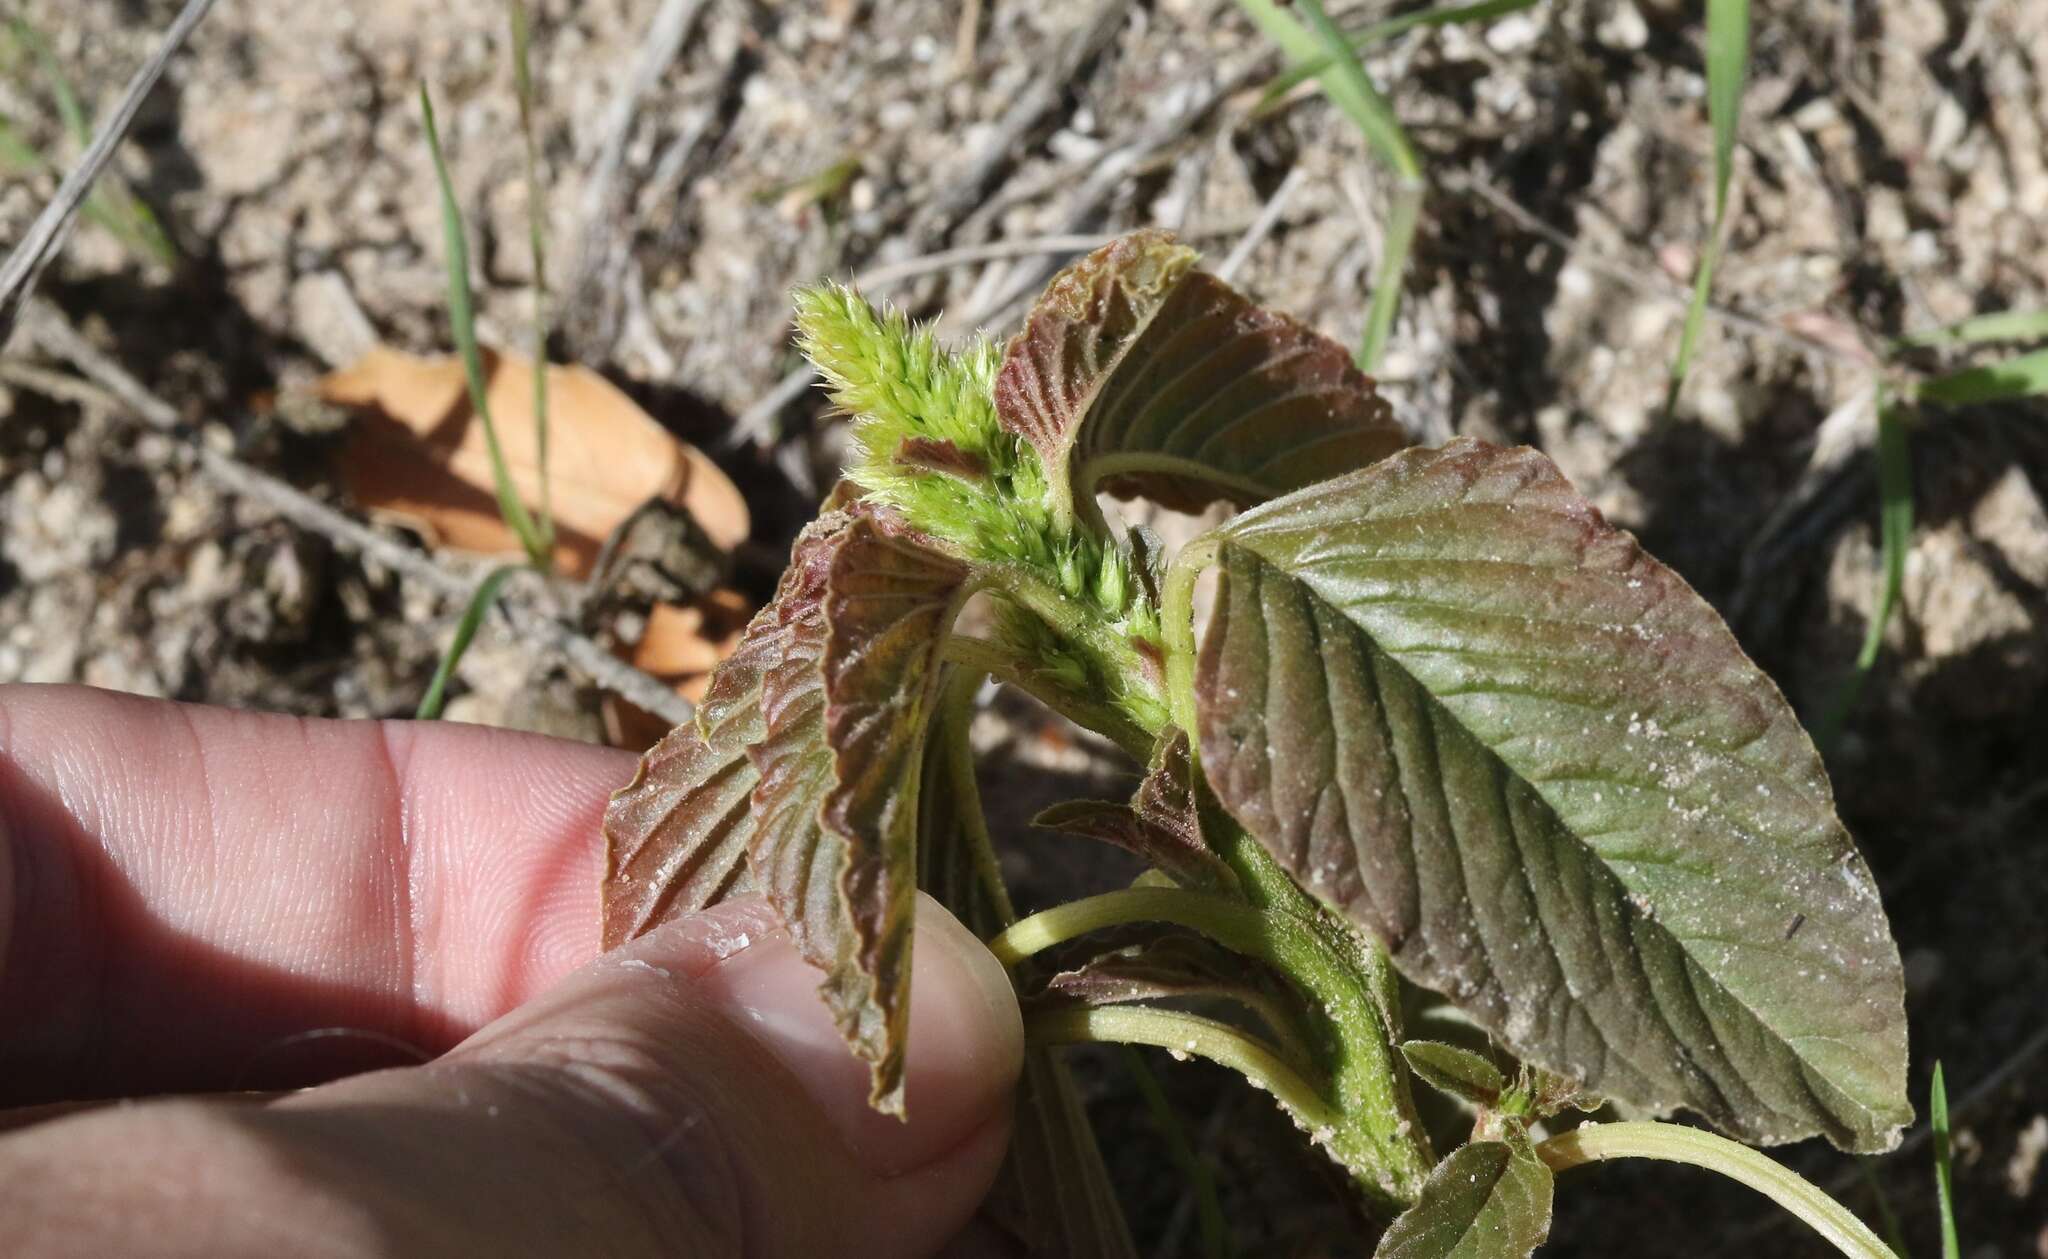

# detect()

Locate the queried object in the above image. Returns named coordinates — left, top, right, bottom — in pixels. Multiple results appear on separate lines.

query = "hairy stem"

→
left=1537, top=1123, right=1898, bottom=1259
left=943, top=635, right=1154, bottom=759
left=1028, top=1007, right=1339, bottom=1132
left=989, top=882, right=1431, bottom=1207
left=1160, top=533, right=1432, bottom=1205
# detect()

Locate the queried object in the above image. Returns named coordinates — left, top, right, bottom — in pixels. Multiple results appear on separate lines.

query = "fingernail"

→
left=693, top=892, right=1022, bottom=1177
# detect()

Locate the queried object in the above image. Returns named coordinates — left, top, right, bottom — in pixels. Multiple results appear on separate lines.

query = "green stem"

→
left=1161, top=536, right=1216, bottom=740
left=989, top=886, right=1276, bottom=969
left=935, top=666, right=1016, bottom=925
left=1029, top=1006, right=1339, bottom=1132
left=1537, top=1123, right=1898, bottom=1259
left=989, top=882, right=1432, bottom=1206
left=942, top=634, right=1154, bottom=760
left=1158, top=532, right=1432, bottom=1205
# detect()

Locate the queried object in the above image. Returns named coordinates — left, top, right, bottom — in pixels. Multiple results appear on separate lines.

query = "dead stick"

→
left=21, top=301, right=696, bottom=727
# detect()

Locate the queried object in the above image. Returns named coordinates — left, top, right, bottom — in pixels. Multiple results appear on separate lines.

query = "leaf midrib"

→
left=1225, top=542, right=1893, bottom=1138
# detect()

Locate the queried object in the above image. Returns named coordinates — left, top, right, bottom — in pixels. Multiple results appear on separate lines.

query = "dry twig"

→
left=0, top=0, right=220, bottom=343
left=1446, top=172, right=1878, bottom=371
left=19, top=301, right=696, bottom=727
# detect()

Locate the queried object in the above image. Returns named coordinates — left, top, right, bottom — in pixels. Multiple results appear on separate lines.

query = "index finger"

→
left=0, top=684, right=637, bottom=1104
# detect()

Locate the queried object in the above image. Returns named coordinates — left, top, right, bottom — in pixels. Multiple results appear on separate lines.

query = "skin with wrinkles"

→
left=0, top=687, right=1020, bottom=1259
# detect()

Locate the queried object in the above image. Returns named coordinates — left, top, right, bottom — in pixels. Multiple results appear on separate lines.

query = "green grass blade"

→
left=4, top=29, right=176, bottom=268
left=0, top=115, right=44, bottom=172
left=10, top=18, right=88, bottom=146
left=418, top=83, right=550, bottom=568
left=1121, top=1047, right=1231, bottom=1259
left=1855, top=1159, right=1911, bottom=1259
left=1818, top=399, right=1912, bottom=746
left=506, top=0, right=555, bottom=556
left=1930, top=1063, right=1959, bottom=1259
left=1257, top=0, right=1539, bottom=107
left=1667, top=0, right=1751, bottom=409
left=1916, top=347, right=2048, bottom=406
left=1895, top=307, right=2048, bottom=351
left=416, top=564, right=519, bottom=720
left=1277, top=0, right=1422, bottom=179
left=1241, top=0, right=1423, bottom=372
left=1358, top=179, right=1423, bottom=373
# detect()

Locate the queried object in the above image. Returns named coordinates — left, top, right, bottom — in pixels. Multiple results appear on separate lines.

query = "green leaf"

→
left=1032, top=729, right=1236, bottom=890
left=605, top=509, right=971, bottom=1114
left=1191, top=437, right=1910, bottom=1152
left=1895, top=307, right=2048, bottom=350
left=992, top=230, right=1410, bottom=522
left=1287, top=0, right=1424, bottom=372
left=1373, top=1136, right=1552, bottom=1259
left=419, top=83, right=550, bottom=568
left=747, top=511, right=970, bottom=1113
left=1931, top=1063, right=1959, bottom=1259
left=1916, top=346, right=2048, bottom=406
left=1818, top=400, right=1913, bottom=746
left=1668, top=0, right=1751, bottom=408
left=1256, top=0, right=1540, bottom=108
left=505, top=0, right=554, bottom=552
left=1401, top=1041, right=1506, bottom=1108
left=415, top=563, right=518, bottom=720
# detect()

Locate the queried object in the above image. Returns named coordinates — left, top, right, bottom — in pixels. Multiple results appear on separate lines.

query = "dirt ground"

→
left=2, top=0, right=2046, bottom=1254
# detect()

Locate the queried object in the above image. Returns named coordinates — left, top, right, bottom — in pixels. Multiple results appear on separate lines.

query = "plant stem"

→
left=990, top=886, right=1276, bottom=968
left=1029, top=1006, right=1339, bottom=1132
left=935, top=666, right=1016, bottom=925
left=1536, top=1123, right=1898, bottom=1259
left=976, top=562, right=1164, bottom=717
left=942, top=633, right=1154, bottom=760
left=1161, top=535, right=1217, bottom=740
left=1158, top=531, right=1433, bottom=1205
left=989, top=880, right=1432, bottom=1206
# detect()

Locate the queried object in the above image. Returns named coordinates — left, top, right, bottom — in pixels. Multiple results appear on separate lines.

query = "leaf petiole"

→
left=988, top=885, right=1280, bottom=970
left=1537, top=1122, right=1898, bottom=1259
left=1028, top=1005, right=1340, bottom=1133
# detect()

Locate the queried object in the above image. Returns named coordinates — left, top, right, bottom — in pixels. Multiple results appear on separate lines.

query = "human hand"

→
left=0, top=685, right=1022, bottom=1258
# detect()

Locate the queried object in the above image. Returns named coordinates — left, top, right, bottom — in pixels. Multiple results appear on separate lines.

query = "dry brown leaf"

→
left=320, top=346, right=748, bottom=578
left=602, top=588, right=755, bottom=750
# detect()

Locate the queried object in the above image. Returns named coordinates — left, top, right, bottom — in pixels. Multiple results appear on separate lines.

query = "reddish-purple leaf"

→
left=1036, top=933, right=1313, bottom=1064
left=747, top=511, right=971, bottom=1113
left=600, top=526, right=838, bottom=948
left=1031, top=729, right=1234, bottom=890
left=1195, top=437, right=1910, bottom=1153
left=992, top=230, right=1410, bottom=518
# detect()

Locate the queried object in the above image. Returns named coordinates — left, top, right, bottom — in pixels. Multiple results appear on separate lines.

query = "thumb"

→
left=252, top=893, right=1022, bottom=1258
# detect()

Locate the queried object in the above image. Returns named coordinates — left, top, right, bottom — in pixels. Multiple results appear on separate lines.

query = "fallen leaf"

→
left=602, top=589, right=757, bottom=750
left=321, top=346, right=748, bottom=577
